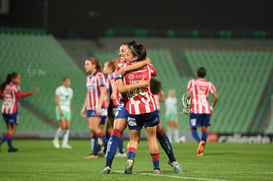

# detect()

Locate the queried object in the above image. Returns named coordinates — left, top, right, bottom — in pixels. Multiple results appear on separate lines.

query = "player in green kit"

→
left=53, top=77, right=73, bottom=149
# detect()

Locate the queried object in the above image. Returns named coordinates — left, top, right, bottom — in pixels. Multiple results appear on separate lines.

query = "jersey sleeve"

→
left=109, top=72, right=115, bottom=81
left=98, top=73, right=106, bottom=87
left=187, top=80, right=193, bottom=90
left=114, top=71, right=122, bottom=81
left=209, top=82, right=216, bottom=94
left=55, top=87, right=61, bottom=96
left=17, top=91, right=33, bottom=98
left=148, top=64, right=157, bottom=77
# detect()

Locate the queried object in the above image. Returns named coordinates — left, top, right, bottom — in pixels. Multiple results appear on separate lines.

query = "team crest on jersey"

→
left=128, top=74, right=135, bottom=80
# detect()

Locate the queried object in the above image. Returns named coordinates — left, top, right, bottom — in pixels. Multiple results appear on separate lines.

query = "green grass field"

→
left=0, top=140, right=272, bottom=181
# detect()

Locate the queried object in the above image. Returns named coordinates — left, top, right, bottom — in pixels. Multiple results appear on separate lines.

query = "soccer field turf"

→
left=0, top=140, right=272, bottom=181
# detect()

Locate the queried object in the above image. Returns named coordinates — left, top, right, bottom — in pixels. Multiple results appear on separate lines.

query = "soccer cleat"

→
left=62, top=144, right=72, bottom=149
left=8, top=147, right=18, bottom=153
left=84, top=154, right=99, bottom=159
left=115, top=152, right=127, bottom=158
left=53, top=139, right=60, bottom=149
left=101, top=166, right=112, bottom=174
left=153, top=169, right=161, bottom=174
left=197, top=140, right=205, bottom=154
left=197, top=152, right=203, bottom=156
left=124, top=159, right=134, bottom=174
left=168, top=160, right=183, bottom=173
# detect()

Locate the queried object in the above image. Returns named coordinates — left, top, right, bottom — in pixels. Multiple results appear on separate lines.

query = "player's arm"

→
left=119, top=57, right=151, bottom=76
left=159, top=91, right=165, bottom=102
left=17, top=87, right=39, bottom=98
left=55, top=95, right=63, bottom=116
left=96, top=86, right=106, bottom=115
left=116, top=78, right=148, bottom=93
left=110, top=79, right=117, bottom=100
left=81, top=94, right=88, bottom=117
left=210, top=92, right=218, bottom=116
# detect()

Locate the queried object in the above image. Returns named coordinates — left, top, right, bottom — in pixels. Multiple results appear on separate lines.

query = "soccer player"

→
left=103, top=60, right=126, bottom=157
left=184, top=67, right=218, bottom=156
left=165, top=90, right=180, bottom=142
left=0, top=73, right=39, bottom=152
left=151, top=79, right=182, bottom=173
left=81, top=57, right=108, bottom=159
left=118, top=43, right=161, bottom=174
left=53, top=77, right=73, bottom=149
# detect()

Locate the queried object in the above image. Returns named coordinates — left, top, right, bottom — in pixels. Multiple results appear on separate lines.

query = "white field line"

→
left=112, top=171, right=229, bottom=181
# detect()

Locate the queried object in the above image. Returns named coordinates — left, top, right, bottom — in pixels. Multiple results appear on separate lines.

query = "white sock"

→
left=174, top=129, right=179, bottom=142
left=90, top=137, right=94, bottom=153
left=54, top=128, right=62, bottom=141
left=63, top=130, right=70, bottom=145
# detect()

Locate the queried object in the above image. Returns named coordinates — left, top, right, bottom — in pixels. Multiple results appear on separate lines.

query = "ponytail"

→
left=0, top=72, right=18, bottom=91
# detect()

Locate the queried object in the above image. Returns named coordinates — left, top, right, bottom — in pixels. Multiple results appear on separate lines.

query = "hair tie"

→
left=89, top=57, right=96, bottom=65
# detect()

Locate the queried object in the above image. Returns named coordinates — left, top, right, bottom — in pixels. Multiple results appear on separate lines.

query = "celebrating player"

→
left=165, top=90, right=180, bottom=142
left=151, top=79, right=182, bottom=173
left=53, top=77, right=73, bottom=149
left=184, top=67, right=218, bottom=156
left=0, top=73, right=39, bottom=152
left=81, top=58, right=108, bottom=159
left=118, top=43, right=161, bottom=174
left=103, top=60, right=126, bottom=157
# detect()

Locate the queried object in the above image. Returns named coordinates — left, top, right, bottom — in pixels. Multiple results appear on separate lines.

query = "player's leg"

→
left=99, top=116, right=108, bottom=154
left=173, top=113, right=179, bottom=143
left=62, top=118, right=72, bottom=149
left=156, top=123, right=183, bottom=173
left=197, top=114, right=211, bottom=156
left=167, top=120, right=173, bottom=142
left=146, top=126, right=160, bottom=173
left=102, top=118, right=127, bottom=174
left=125, top=129, right=140, bottom=174
left=0, top=116, right=10, bottom=146
left=190, top=113, right=201, bottom=143
left=7, top=123, right=18, bottom=152
left=53, top=109, right=63, bottom=148
left=86, top=116, right=102, bottom=158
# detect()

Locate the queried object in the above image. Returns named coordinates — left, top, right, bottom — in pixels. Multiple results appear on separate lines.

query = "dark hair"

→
left=197, top=67, right=206, bottom=78
left=87, top=57, right=102, bottom=72
left=129, top=43, right=146, bottom=61
left=63, top=77, right=70, bottom=82
left=123, top=40, right=137, bottom=47
left=0, top=72, right=19, bottom=92
left=150, top=78, right=162, bottom=95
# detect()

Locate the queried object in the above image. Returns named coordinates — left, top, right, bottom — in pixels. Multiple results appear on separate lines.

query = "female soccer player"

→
left=117, top=43, right=161, bottom=174
left=81, top=57, right=108, bottom=159
left=0, top=72, right=39, bottom=152
left=103, top=60, right=126, bottom=157
left=53, top=77, right=73, bottom=149
left=165, top=90, right=179, bottom=142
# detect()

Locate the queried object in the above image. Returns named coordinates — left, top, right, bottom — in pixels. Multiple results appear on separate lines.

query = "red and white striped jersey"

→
left=86, top=70, right=106, bottom=110
left=154, top=91, right=164, bottom=110
left=118, top=63, right=157, bottom=115
left=187, top=78, right=216, bottom=114
left=1, top=82, right=33, bottom=114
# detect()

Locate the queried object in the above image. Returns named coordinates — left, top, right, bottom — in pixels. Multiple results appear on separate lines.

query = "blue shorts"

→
left=86, top=108, right=107, bottom=118
left=2, top=113, right=19, bottom=125
left=100, top=116, right=106, bottom=125
left=114, top=100, right=128, bottom=120
left=127, top=110, right=160, bottom=130
left=189, top=113, right=211, bottom=128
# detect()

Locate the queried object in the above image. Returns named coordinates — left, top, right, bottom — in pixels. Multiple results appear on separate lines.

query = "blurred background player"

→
left=184, top=67, right=218, bottom=156
left=81, top=57, right=108, bottom=159
left=0, top=73, right=39, bottom=152
left=103, top=60, right=126, bottom=157
left=165, top=90, right=180, bottom=142
left=53, top=77, right=73, bottom=149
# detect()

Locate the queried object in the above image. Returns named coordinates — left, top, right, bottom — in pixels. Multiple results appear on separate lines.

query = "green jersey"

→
left=55, top=85, right=73, bottom=112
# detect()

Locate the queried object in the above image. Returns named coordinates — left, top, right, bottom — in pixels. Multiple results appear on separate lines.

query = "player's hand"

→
left=183, top=108, right=189, bottom=115
left=210, top=108, right=214, bottom=117
left=32, top=87, right=39, bottom=93
left=60, top=109, right=64, bottom=116
left=96, top=107, right=102, bottom=116
left=139, top=77, right=148, bottom=88
left=81, top=109, right=86, bottom=118
left=111, top=93, right=117, bottom=100
left=119, top=67, right=127, bottom=76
